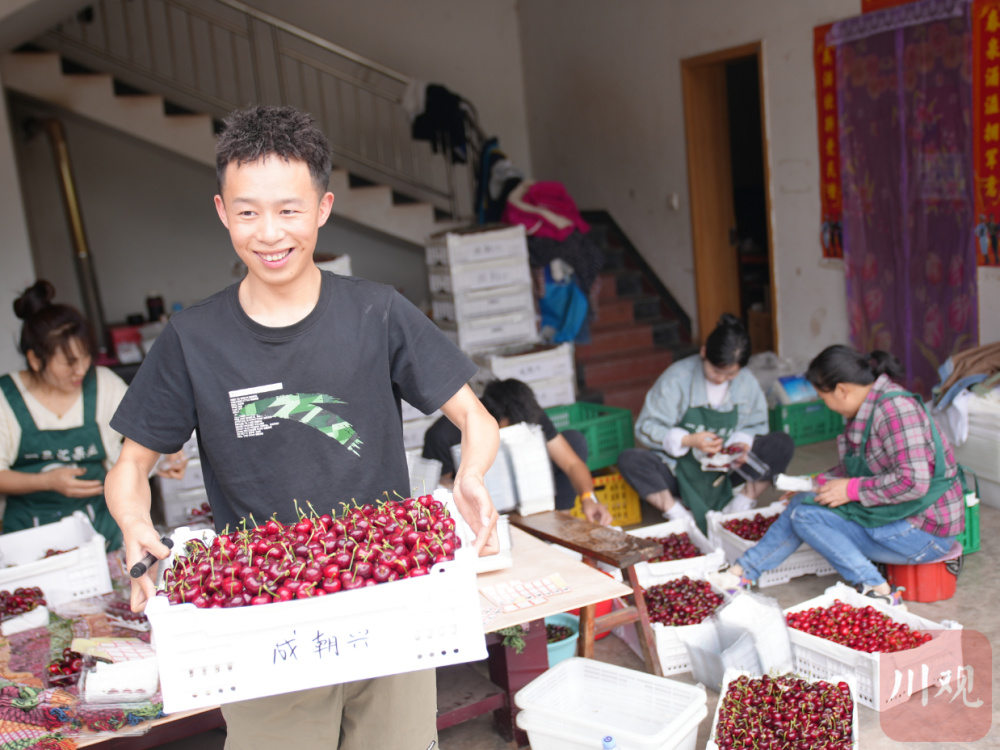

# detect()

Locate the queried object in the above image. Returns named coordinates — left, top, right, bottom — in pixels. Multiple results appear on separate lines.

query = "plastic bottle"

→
left=602, top=736, right=618, bottom=750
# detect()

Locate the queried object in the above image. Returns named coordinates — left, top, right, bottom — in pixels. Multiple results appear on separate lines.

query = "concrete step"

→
left=576, top=323, right=653, bottom=361
left=591, top=298, right=635, bottom=329
left=577, top=347, right=673, bottom=389
left=599, top=376, right=659, bottom=418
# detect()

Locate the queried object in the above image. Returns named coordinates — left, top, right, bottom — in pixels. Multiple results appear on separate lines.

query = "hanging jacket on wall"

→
left=410, top=84, right=468, bottom=164
left=501, top=180, right=591, bottom=241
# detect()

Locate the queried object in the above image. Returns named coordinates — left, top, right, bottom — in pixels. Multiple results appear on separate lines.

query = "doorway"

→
left=681, top=43, right=775, bottom=352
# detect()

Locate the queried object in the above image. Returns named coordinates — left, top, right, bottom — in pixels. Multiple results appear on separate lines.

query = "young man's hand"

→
left=453, top=472, right=499, bottom=555
left=121, top=520, right=172, bottom=612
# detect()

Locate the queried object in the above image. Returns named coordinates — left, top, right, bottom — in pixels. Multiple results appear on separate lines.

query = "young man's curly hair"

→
left=215, top=105, right=333, bottom=195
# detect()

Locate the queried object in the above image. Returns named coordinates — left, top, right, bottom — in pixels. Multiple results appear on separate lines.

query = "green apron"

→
left=0, top=369, right=122, bottom=550
left=804, top=389, right=956, bottom=528
left=674, top=403, right=740, bottom=533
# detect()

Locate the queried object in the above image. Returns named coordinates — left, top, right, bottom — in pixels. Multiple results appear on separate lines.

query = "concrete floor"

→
left=153, top=439, right=1000, bottom=749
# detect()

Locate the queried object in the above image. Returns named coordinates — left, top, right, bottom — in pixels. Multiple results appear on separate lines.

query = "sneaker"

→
left=664, top=503, right=694, bottom=523
left=707, top=566, right=753, bottom=596
left=857, top=583, right=908, bottom=610
left=722, top=493, right=756, bottom=513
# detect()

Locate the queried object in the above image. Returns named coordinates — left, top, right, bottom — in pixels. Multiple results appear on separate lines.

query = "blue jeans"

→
left=737, top=496, right=956, bottom=588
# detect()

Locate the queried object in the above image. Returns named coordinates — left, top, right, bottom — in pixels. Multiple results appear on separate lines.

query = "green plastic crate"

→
left=768, top=401, right=845, bottom=446
left=956, top=495, right=980, bottom=555
left=544, top=402, right=635, bottom=471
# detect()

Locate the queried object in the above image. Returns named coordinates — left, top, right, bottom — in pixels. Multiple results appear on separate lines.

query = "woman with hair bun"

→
left=711, top=344, right=965, bottom=606
left=618, top=314, right=794, bottom=532
left=0, top=281, right=184, bottom=549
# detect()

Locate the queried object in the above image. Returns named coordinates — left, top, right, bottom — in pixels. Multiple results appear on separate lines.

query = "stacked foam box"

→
left=427, top=225, right=537, bottom=355
left=400, top=399, right=440, bottom=453
left=952, top=394, right=1000, bottom=509
left=475, top=342, right=576, bottom=408
left=450, top=422, right=554, bottom=515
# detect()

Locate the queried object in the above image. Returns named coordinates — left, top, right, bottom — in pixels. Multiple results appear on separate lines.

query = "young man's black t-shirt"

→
left=112, top=271, right=476, bottom=531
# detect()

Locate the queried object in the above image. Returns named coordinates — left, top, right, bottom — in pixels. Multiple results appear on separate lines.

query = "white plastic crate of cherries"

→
left=158, top=495, right=462, bottom=606
left=144, top=494, right=487, bottom=713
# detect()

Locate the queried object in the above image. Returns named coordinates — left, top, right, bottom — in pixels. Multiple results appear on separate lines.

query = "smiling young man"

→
left=105, top=105, right=499, bottom=750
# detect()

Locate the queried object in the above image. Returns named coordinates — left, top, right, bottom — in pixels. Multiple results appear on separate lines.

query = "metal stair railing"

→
left=35, top=0, right=471, bottom=218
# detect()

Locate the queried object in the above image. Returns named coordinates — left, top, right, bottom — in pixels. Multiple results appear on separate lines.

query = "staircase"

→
left=2, top=50, right=460, bottom=246
left=576, top=212, right=697, bottom=417
left=2, top=0, right=472, bottom=246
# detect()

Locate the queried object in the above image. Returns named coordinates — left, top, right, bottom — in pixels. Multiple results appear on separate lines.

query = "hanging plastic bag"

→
left=539, top=264, right=589, bottom=343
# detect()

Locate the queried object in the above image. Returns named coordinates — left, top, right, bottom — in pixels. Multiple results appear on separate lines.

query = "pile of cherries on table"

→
left=714, top=674, right=854, bottom=750
left=786, top=599, right=932, bottom=654
left=0, top=587, right=46, bottom=621
left=47, top=647, right=93, bottom=688
left=643, top=576, right=724, bottom=627
left=648, top=532, right=701, bottom=562
left=160, top=495, right=461, bottom=608
left=722, top=513, right=779, bottom=542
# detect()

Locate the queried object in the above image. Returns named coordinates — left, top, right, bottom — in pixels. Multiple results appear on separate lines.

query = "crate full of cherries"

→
left=783, top=582, right=963, bottom=711
left=627, top=518, right=726, bottom=579
left=143, top=494, right=487, bottom=714
left=614, top=572, right=730, bottom=676
left=706, top=501, right=836, bottom=587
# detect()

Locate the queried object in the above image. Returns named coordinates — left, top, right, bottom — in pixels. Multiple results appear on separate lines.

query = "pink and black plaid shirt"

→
left=820, top=375, right=965, bottom=538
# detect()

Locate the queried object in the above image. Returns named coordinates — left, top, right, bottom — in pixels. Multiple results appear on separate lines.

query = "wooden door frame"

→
left=681, top=42, right=777, bottom=350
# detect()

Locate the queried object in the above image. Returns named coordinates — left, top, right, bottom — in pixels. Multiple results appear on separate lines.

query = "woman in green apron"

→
left=0, top=282, right=185, bottom=551
left=618, top=314, right=795, bottom=533
left=712, top=346, right=965, bottom=606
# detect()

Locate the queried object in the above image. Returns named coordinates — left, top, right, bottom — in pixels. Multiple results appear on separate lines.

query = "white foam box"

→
left=158, top=457, right=205, bottom=494
left=145, top=544, right=486, bottom=713
left=783, top=582, right=964, bottom=711
left=0, top=512, right=112, bottom=607
left=514, top=657, right=707, bottom=750
left=159, top=486, right=210, bottom=528
left=425, top=224, right=527, bottom=266
left=627, top=519, right=726, bottom=580
left=478, top=342, right=575, bottom=383
left=705, top=669, right=859, bottom=750
left=0, top=604, right=49, bottom=635
left=316, top=254, right=352, bottom=276
left=405, top=451, right=442, bottom=496
left=614, top=571, right=731, bottom=676
left=432, top=284, right=534, bottom=324
left=706, top=502, right=837, bottom=587
left=399, top=400, right=441, bottom=424
left=402, top=415, right=438, bottom=451
left=438, top=311, right=538, bottom=353
left=428, top=256, right=532, bottom=296
left=528, top=373, right=577, bottom=409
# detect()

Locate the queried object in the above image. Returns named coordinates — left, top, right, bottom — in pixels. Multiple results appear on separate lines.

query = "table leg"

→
left=487, top=619, right=548, bottom=747
left=578, top=603, right=596, bottom=658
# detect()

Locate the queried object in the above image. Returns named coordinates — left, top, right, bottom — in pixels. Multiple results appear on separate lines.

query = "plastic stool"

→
left=884, top=540, right=963, bottom=603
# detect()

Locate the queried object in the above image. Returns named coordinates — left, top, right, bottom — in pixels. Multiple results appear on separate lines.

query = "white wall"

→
left=0, top=91, right=39, bottom=372
left=248, top=0, right=533, bottom=177
left=8, top=96, right=429, bottom=333
left=517, top=0, right=860, bottom=358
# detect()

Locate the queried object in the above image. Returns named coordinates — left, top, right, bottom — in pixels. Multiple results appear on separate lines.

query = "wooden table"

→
left=437, top=526, right=633, bottom=746
left=508, top=511, right=662, bottom=675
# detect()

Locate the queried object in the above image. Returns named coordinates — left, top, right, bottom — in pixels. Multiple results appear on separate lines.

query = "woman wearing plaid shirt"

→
left=711, top=346, right=964, bottom=606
